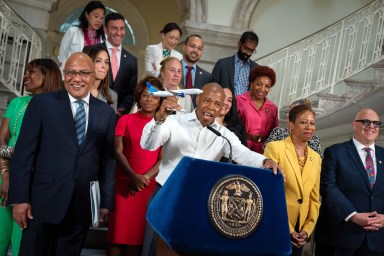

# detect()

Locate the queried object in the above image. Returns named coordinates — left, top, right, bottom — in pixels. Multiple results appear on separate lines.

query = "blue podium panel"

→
left=147, top=157, right=291, bottom=256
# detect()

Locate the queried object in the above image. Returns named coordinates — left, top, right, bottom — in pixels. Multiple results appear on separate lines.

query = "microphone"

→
left=207, top=125, right=233, bottom=164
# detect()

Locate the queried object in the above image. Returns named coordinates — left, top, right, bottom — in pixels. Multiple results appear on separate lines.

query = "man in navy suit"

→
left=315, top=108, right=384, bottom=256
left=212, top=31, right=258, bottom=95
left=8, top=52, right=115, bottom=256
left=180, top=34, right=212, bottom=106
left=102, top=12, right=138, bottom=116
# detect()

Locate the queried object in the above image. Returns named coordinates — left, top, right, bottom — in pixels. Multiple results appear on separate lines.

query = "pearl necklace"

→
left=11, top=97, right=32, bottom=146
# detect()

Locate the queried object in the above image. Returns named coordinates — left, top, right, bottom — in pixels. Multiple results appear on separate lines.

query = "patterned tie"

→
left=186, top=66, right=193, bottom=89
left=363, top=147, right=375, bottom=187
left=162, top=49, right=171, bottom=58
left=74, top=100, right=86, bottom=145
left=111, top=47, right=119, bottom=80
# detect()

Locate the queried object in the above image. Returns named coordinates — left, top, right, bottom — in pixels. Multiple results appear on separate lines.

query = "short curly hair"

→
left=249, top=66, right=276, bottom=87
left=134, top=76, right=164, bottom=109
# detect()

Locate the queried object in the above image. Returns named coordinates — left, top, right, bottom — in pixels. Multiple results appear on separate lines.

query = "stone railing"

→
left=257, top=0, right=384, bottom=110
left=0, top=0, right=43, bottom=96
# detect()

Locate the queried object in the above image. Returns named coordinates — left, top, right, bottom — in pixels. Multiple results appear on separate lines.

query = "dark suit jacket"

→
left=98, top=42, right=138, bottom=113
left=8, top=90, right=115, bottom=225
left=181, top=64, right=213, bottom=106
left=212, top=54, right=257, bottom=93
left=315, top=140, right=384, bottom=254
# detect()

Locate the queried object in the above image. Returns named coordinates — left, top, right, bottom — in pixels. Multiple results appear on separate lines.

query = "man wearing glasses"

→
left=181, top=34, right=213, bottom=106
left=315, top=108, right=384, bottom=256
left=8, top=52, right=115, bottom=256
left=212, top=31, right=259, bottom=95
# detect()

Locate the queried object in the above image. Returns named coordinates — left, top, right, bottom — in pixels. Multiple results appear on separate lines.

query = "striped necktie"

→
left=363, top=147, right=375, bottom=187
left=74, top=100, right=86, bottom=145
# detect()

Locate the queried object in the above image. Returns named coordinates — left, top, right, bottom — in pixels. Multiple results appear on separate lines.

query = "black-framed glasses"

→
left=355, top=119, right=382, bottom=128
left=64, top=70, right=93, bottom=78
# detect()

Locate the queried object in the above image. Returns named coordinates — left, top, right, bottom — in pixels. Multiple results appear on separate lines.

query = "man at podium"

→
left=140, top=83, right=282, bottom=256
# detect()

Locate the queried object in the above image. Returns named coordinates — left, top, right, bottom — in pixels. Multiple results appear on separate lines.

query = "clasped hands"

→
left=291, top=230, right=308, bottom=248
left=351, top=211, right=384, bottom=231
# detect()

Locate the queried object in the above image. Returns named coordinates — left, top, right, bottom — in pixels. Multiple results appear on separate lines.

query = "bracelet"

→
left=155, top=112, right=166, bottom=124
left=0, top=168, right=9, bottom=176
left=0, top=145, right=14, bottom=159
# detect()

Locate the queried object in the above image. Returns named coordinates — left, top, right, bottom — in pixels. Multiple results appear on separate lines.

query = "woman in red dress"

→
left=107, top=77, right=163, bottom=256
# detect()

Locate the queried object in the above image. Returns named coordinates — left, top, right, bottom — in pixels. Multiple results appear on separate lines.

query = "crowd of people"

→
left=0, top=1, right=382, bottom=256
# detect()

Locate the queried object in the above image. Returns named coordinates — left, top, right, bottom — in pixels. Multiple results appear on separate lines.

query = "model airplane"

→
left=146, top=82, right=203, bottom=98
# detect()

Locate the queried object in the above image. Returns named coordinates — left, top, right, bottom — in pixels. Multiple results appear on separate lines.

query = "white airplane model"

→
left=146, top=82, right=203, bottom=98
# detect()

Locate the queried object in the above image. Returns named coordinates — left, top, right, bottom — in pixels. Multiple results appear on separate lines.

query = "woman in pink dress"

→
left=236, top=66, right=278, bottom=153
left=107, top=76, right=163, bottom=256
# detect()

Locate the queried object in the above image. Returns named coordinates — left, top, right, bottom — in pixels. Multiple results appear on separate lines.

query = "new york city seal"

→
left=208, top=175, right=263, bottom=239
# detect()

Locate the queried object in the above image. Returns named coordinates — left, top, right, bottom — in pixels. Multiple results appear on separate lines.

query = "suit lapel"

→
left=195, top=66, right=202, bottom=88
left=372, top=146, right=384, bottom=193
left=56, top=90, right=78, bottom=146
left=83, top=95, right=102, bottom=146
left=284, top=137, right=304, bottom=195
left=229, top=56, right=235, bottom=85
left=346, top=140, right=372, bottom=190
left=301, top=148, right=314, bottom=184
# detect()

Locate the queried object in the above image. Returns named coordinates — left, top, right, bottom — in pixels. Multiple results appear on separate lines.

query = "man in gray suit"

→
left=212, top=31, right=259, bottom=95
left=181, top=34, right=212, bottom=106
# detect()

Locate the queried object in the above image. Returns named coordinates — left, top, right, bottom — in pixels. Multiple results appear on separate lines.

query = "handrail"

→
left=0, top=0, right=43, bottom=96
left=257, top=0, right=384, bottom=112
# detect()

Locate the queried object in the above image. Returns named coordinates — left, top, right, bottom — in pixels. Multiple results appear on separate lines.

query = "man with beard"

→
left=212, top=31, right=259, bottom=95
left=181, top=34, right=212, bottom=106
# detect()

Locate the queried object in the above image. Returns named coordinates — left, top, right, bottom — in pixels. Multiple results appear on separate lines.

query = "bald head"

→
left=63, top=52, right=95, bottom=100
left=352, top=108, right=380, bottom=146
left=65, top=52, right=94, bottom=72
left=201, top=83, right=225, bottom=100
left=195, top=83, right=225, bottom=126
left=354, top=108, right=379, bottom=121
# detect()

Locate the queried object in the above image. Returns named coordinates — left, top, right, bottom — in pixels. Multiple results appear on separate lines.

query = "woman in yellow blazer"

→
left=264, top=102, right=321, bottom=256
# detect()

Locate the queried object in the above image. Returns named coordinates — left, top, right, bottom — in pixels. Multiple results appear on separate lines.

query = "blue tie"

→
left=74, top=100, right=86, bottom=145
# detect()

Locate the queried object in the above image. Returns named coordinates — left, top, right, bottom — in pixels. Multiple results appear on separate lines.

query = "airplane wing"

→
left=146, top=82, right=203, bottom=98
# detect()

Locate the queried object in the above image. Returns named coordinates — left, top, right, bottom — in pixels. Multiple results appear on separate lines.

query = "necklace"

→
left=294, top=146, right=308, bottom=167
left=12, top=96, right=32, bottom=145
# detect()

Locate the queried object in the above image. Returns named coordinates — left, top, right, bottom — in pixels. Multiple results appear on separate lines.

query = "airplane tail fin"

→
left=146, top=82, right=158, bottom=93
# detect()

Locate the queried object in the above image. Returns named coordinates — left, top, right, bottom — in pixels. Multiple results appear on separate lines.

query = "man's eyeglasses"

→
left=186, top=44, right=204, bottom=52
left=64, top=70, right=93, bottom=78
left=355, top=119, right=382, bottom=128
left=241, top=45, right=257, bottom=55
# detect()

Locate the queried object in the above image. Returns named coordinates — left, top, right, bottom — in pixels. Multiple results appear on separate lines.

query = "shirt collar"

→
left=68, top=92, right=91, bottom=105
left=235, top=53, right=250, bottom=65
left=181, top=59, right=196, bottom=70
left=105, top=40, right=122, bottom=52
left=352, top=137, right=375, bottom=152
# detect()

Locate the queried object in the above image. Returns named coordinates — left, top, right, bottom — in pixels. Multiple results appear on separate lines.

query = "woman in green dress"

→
left=0, top=59, right=62, bottom=256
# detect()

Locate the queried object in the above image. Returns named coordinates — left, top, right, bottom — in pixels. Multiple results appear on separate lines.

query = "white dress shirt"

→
left=345, top=137, right=377, bottom=221
left=105, top=40, right=122, bottom=70
left=68, top=93, right=90, bottom=133
left=140, top=111, right=266, bottom=186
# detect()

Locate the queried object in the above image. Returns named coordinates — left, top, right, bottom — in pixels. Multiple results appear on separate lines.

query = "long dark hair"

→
left=224, top=89, right=247, bottom=146
left=78, top=1, right=106, bottom=41
left=82, top=45, right=113, bottom=105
